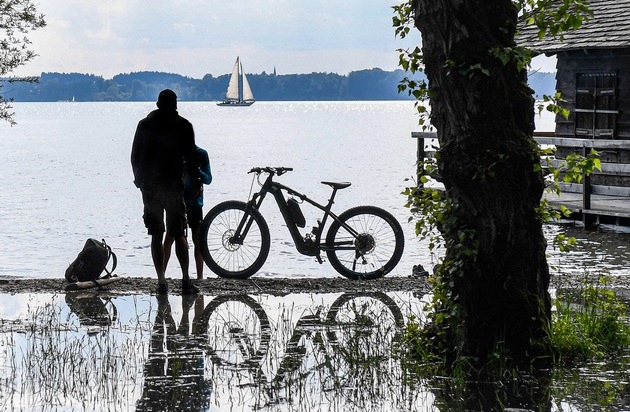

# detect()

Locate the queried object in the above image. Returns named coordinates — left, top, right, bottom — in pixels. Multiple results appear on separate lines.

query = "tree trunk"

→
left=413, top=0, right=552, bottom=364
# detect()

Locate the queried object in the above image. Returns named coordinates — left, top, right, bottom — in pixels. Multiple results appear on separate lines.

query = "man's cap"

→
left=157, top=89, right=177, bottom=110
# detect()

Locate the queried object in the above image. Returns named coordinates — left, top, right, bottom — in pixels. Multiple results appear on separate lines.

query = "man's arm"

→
left=130, top=122, right=145, bottom=188
left=182, top=122, right=201, bottom=186
left=197, top=147, right=212, bottom=185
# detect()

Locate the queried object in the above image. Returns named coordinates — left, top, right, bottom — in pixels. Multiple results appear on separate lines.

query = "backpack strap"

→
left=101, top=239, right=118, bottom=277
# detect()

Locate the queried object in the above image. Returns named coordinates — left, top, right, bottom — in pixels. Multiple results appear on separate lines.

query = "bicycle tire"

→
left=200, top=200, right=270, bottom=279
left=325, top=205, right=404, bottom=280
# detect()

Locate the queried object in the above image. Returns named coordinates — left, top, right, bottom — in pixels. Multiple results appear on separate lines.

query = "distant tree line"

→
left=1, top=68, right=555, bottom=102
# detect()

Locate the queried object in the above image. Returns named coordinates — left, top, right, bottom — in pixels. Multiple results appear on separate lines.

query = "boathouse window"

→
left=574, top=73, right=618, bottom=138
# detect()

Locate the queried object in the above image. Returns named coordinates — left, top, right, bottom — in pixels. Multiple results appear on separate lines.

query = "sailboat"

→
left=217, top=56, right=255, bottom=106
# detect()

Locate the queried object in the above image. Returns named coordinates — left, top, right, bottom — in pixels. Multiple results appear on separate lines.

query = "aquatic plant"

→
left=552, top=275, right=630, bottom=362
left=0, top=296, right=150, bottom=411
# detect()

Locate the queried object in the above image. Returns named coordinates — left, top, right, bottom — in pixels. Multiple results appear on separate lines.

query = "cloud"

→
left=14, top=0, right=419, bottom=78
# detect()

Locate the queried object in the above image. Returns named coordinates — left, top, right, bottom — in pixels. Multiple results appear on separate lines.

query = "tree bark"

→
left=413, top=0, right=552, bottom=364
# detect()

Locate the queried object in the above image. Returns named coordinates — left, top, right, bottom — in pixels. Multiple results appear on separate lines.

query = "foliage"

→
left=517, top=0, right=592, bottom=40
left=393, top=0, right=591, bottom=127
left=403, top=144, right=608, bottom=378
left=552, top=276, right=630, bottom=362
left=395, top=0, right=595, bottom=372
left=537, top=91, right=571, bottom=119
left=0, top=0, right=45, bottom=124
left=536, top=148, right=601, bottom=251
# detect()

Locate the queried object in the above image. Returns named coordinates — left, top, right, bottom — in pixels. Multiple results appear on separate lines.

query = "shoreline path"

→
left=0, top=276, right=432, bottom=295
left=1, top=273, right=627, bottom=295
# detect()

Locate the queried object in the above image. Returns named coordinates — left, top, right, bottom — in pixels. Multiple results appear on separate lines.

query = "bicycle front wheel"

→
left=200, top=200, right=270, bottom=279
left=325, top=206, right=404, bottom=280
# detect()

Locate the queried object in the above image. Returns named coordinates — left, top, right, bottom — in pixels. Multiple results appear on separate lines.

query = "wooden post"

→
left=412, top=131, right=439, bottom=190
left=582, top=145, right=595, bottom=228
left=411, top=132, right=426, bottom=189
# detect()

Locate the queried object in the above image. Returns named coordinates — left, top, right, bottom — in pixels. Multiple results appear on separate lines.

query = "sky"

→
left=12, top=0, right=419, bottom=79
left=13, top=1, right=556, bottom=79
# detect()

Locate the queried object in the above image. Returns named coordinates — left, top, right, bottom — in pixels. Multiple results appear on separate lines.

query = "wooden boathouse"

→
left=412, top=0, right=630, bottom=229
left=515, top=0, right=630, bottom=228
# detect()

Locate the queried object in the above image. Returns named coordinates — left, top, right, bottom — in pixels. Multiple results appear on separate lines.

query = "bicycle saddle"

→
left=321, top=181, right=351, bottom=189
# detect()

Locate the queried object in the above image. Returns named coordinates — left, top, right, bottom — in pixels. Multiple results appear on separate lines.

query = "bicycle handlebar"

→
left=248, top=166, right=293, bottom=176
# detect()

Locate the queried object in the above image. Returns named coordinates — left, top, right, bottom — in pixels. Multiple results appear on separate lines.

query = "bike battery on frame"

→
left=287, top=198, right=306, bottom=228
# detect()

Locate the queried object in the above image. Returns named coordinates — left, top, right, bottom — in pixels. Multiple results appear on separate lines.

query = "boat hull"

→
left=216, top=100, right=255, bottom=107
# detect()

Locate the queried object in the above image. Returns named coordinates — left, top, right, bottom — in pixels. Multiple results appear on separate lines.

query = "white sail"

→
left=218, top=56, right=255, bottom=106
left=241, top=71, right=254, bottom=102
left=225, top=58, right=241, bottom=100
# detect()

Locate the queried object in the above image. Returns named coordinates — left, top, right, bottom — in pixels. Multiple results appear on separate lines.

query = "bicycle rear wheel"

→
left=325, top=206, right=404, bottom=280
left=200, top=200, right=270, bottom=279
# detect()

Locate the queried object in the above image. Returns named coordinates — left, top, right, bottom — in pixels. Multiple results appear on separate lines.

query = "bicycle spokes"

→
left=326, top=206, right=404, bottom=280
left=200, top=201, right=271, bottom=279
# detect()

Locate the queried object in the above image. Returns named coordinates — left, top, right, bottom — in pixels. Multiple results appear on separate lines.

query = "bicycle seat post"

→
left=326, top=187, right=340, bottom=209
left=320, top=181, right=351, bottom=209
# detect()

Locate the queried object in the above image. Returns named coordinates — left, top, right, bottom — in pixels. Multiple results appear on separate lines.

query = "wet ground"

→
left=3, top=273, right=630, bottom=411
left=0, top=275, right=432, bottom=296
left=2, top=269, right=630, bottom=296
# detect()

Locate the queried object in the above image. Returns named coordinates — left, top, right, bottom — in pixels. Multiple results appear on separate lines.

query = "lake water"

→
left=1, top=102, right=630, bottom=411
left=0, top=101, right=627, bottom=280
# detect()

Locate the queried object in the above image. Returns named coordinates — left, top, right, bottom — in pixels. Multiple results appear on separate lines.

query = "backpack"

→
left=65, top=238, right=117, bottom=282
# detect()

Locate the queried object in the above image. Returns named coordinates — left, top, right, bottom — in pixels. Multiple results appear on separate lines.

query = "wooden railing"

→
left=412, top=132, right=630, bottom=226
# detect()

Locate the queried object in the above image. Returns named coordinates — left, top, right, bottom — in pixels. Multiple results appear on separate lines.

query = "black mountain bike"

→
left=199, top=167, right=405, bottom=280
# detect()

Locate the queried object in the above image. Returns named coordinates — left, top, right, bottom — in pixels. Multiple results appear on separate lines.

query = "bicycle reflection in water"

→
left=65, top=292, right=406, bottom=410
left=198, top=292, right=405, bottom=410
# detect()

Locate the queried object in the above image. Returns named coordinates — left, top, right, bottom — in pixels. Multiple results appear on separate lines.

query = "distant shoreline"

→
left=2, top=69, right=556, bottom=103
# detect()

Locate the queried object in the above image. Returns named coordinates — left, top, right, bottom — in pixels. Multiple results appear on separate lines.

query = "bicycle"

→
left=199, top=166, right=405, bottom=280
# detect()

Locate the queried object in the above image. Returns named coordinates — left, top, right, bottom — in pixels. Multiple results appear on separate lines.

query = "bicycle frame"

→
left=232, top=170, right=359, bottom=259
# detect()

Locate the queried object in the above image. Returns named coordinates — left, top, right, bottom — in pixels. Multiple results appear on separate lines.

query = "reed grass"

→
left=0, top=296, right=149, bottom=411
left=552, top=275, right=630, bottom=362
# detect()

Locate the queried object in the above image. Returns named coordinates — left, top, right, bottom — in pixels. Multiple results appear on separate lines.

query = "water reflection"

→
left=0, top=294, right=146, bottom=411
left=136, top=294, right=210, bottom=411
left=43, top=291, right=417, bottom=411
left=2, top=290, right=630, bottom=410
left=545, top=224, right=630, bottom=279
left=197, top=292, right=407, bottom=410
left=65, top=292, right=117, bottom=333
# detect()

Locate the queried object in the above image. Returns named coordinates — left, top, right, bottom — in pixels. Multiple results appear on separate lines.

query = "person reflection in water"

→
left=136, top=294, right=208, bottom=411
left=131, top=89, right=201, bottom=295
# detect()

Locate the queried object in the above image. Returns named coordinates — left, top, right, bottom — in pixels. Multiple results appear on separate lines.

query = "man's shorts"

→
left=187, top=205, right=203, bottom=229
left=141, top=188, right=187, bottom=237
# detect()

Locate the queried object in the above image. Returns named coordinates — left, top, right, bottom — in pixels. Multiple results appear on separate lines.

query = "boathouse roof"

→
left=517, top=0, right=630, bottom=53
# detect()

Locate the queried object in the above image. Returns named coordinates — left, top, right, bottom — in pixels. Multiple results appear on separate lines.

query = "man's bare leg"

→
left=190, top=225, right=204, bottom=279
left=151, top=233, right=168, bottom=293
left=174, top=235, right=190, bottom=280
left=175, top=235, right=198, bottom=294
left=163, top=233, right=174, bottom=275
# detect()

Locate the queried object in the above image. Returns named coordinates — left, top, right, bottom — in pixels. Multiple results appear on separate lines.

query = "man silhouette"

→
left=131, top=89, right=200, bottom=294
